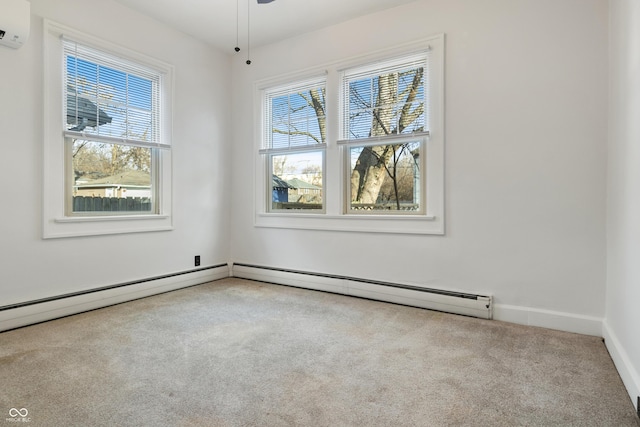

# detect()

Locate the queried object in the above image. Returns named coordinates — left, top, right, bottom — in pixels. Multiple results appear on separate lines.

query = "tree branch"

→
left=273, top=127, right=321, bottom=144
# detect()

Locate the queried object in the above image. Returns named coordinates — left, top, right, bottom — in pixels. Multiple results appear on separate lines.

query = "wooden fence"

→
left=350, top=203, right=419, bottom=211
left=73, top=196, right=152, bottom=212
left=272, top=202, right=323, bottom=210
left=272, top=202, right=418, bottom=211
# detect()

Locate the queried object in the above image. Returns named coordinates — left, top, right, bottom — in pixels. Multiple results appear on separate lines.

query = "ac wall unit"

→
left=0, top=0, right=30, bottom=49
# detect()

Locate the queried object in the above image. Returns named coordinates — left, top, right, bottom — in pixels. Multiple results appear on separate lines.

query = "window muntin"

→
left=63, top=39, right=164, bottom=216
left=263, top=77, right=326, bottom=212
left=340, top=52, right=429, bottom=215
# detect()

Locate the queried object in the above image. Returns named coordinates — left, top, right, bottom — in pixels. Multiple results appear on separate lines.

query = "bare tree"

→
left=273, top=87, right=326, bottom=145
left=349, top=68, right=424, bottom=208
left=70, top=76, right=152, bottom=180
left=301, top=164, right=323, bottom=186
left=272, top=155, right=295, bottom=178
left=376, top=144, right=419, bottom=208
left=270, top=70, right=423, bottom=210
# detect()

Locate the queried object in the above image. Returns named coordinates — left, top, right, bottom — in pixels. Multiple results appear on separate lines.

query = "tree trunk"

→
left=351, top=145, right=393, bottom=203
left=309, top=88, right=326, bottom=144
left=349, top=68, right=423, bottom=205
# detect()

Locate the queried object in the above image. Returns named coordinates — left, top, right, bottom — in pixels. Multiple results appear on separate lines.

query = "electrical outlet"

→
left=194, top=255, right=201, bottom=267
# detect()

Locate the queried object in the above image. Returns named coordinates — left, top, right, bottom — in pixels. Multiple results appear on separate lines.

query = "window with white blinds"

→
left=43, top=20, right=174, bottom=237
left=261, top=76, right=326, bottom=212
left=63, top=39, right=165, bottom=149
left=254, top=35, right=444, bottom=233
left=341, top=52, right=429, bottom=142
left=262, top=76, right=326, bottom=152
left=339, top=52, right=430, bottom=215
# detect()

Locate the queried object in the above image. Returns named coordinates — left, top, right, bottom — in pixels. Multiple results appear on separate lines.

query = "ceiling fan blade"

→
left=257, top=0, right=275, bottom=3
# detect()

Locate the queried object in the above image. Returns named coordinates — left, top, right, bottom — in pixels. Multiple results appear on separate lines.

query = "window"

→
left=64, top=40, right=163, bottom=215
left=255, top=34, right=444, bottom=234
left=262, top=77, right=326, bottom=212
left=340, top=54, right=428, bottom=214
left=345, top=138, right=423, bottom=213
left=43, top=20, right=173, bottom=238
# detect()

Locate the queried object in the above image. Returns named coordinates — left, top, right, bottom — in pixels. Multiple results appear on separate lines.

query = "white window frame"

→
left=261, top=76, right=327, bottom=214
left=339, top=52, right=430, bottom=216
left=340, top=135, right=427, bottom=215
left=254, top=34, right=444, bottom=234
left=265, top=149, right=326, bottom=213
left=43, top=20, right=173, bottom=238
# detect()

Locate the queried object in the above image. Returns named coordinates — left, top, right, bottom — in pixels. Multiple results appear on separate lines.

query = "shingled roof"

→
left=272, top=175, right=295, bottom=189
left=66, top=85, right=113, bottom=131
left=286, top=178, right=320, bottom=190
left=78, top=170, right=151, bottom=187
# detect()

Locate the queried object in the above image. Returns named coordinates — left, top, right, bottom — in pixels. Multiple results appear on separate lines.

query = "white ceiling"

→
left=112, top=0, right=418, bottom=53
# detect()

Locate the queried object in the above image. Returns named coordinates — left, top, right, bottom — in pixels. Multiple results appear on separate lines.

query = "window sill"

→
left=55, top=214, right=170, bottom=223
left=258, top=213, right=435, bottom=221
left=44, top=214, right=173, bottom=239
left=255, top=212, right=443, bottom=235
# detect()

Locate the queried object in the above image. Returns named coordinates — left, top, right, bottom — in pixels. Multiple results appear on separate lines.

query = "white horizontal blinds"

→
left=263, top=76, right=326, bottom=152
left=63, top=39, right=165, bottom=149
left=342, top=51, right=429, bottom=141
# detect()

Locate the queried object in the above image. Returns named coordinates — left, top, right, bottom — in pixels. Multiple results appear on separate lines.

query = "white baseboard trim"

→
left=231, top=264, right=606, bottom=336
left=603, top=320, right=640, bottom=412
left=493, top=303, right=603, bottom=336
left=231, top=264, right=493, bottom=319
left=0, top=264, right=230, bottom=332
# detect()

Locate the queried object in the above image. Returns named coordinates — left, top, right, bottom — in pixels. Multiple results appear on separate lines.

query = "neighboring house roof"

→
left=287, top=178, right=320, bottom=190
left=77, top=170, right=151, bottom=188
left=272, top=175, right=295, bottom=189
left=66, top=85, right=113, bottom=131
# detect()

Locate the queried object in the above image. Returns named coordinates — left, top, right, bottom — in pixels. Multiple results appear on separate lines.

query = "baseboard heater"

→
left=0, top=264, right=230, bottom=332
left=231, top=263, right=492, bottom=319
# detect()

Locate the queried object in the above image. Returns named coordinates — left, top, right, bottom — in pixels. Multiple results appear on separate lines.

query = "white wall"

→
left=230, top=0, right=609, bottom=332
left=0, top=0, right=231, bottom=306
left=605, top=0, right=640, bottom=411
left=2, top=0, right=633, bottom=406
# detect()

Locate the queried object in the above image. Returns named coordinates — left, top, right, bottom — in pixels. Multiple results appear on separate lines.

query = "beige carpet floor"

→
left=1, top=278, right=638, bottom=426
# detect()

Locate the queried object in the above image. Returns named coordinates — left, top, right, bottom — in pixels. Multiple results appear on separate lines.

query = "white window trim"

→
left=260, top=75, right=328, bottom=214
left=42, top=20, right=174, bottom=239
left=254, top=34, right=445, bottom=235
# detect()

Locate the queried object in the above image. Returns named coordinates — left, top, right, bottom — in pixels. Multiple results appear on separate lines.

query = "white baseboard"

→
left=4, top=263, right=635, bottom=411
left=231, top=264, right=493, bottom=319
left=231, top=264, right=608, bottom=336
left=0, top=264, right=230, bottom=332
left=603, top=320, right=640, bottom=412
left=493, top=303, right=603, bottom=336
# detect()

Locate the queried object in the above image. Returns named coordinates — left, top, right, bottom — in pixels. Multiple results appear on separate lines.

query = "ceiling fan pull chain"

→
left=246, top=0, right=252, bottom=64
left=236, top=0, right=274, bottom=62
left=234, top=0, right=240, bottom=52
